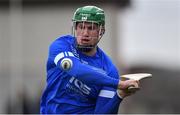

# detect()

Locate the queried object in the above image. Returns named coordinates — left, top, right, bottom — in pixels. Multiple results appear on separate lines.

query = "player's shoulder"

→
left=55, top=34, right=75, bottom=43
left=48, top=35, right=75, bottom=52
left=50, top=34, right=75, bottom=46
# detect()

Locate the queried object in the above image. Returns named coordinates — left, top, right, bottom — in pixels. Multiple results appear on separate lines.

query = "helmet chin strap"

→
left=76, top=37, right=103, bottom=53
left=76, top=44, right=95, bottom=52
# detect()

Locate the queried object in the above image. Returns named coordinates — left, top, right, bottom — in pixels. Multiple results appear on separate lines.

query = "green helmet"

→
left=72, top=6, right=105, bottom=26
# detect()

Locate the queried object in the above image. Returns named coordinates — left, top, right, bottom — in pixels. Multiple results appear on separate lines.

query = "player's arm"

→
left=49, top=38, right=119, bottom=89
left=94, top=67, right=122, bottom=114
left=56, top=56, right=119, bottom=88
left=93, top=65, right=140, bottom=114
left=94, top=86, right=123, bottom=114
left=94, top=81, right=139, bottom=114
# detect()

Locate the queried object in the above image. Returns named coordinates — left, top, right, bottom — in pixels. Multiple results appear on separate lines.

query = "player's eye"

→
left=79, top=25, right=82, bottom=29
left=78, top=25, right=84, bottom=30
left=88, top=26, right=93, bottom=30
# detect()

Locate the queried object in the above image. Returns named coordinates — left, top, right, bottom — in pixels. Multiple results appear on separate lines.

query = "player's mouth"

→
left=81, top=38, right=91, bottom=44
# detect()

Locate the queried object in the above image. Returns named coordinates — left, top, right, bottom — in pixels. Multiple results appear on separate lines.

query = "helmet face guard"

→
left=72, top=6, right=105, bottom=52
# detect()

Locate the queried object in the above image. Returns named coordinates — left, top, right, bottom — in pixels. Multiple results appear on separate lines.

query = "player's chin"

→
left=80, top=43, right=92, bottom=46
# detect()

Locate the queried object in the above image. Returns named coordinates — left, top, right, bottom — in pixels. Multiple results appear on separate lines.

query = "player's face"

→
left=75, top=22, right=100, bottom=47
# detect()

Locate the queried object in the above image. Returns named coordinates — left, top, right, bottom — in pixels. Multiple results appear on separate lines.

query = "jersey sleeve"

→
left=49, top=37, right=119, bottom=89
left=94, top=66, right=122, bottom=114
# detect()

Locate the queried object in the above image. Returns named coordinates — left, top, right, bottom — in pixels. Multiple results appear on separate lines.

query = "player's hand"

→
left=117, top=89, right=135, bottom=98
left=118, top=79, right=139, bottom=90
left=117, top=80, right=140, bottom=98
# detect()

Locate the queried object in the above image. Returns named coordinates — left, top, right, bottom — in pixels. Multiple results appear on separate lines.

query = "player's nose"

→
left=82, top=28, right=89, bottom=36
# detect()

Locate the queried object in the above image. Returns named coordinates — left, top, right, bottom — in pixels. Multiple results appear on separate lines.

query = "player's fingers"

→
left=136, top=80, right=140, bottom=85
left=134, top=82, right=139, bottom=88
left=131, top=80, right=140, bottom=88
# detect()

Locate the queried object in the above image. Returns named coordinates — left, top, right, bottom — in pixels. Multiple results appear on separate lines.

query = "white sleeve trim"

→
left=68, top=52, right=75, bottom=57
left=116, top=90, right=123, bottom=99
left=54, top=52, right=65, bottom=65
left=99, top=90, right=115, bottom=98
left=54, top=52, right=75, bottom=65
left=64, top=52, right=68, bottom=56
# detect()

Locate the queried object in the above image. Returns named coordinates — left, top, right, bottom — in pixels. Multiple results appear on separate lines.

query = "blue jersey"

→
left=40, top=35, right=122, bottom=114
